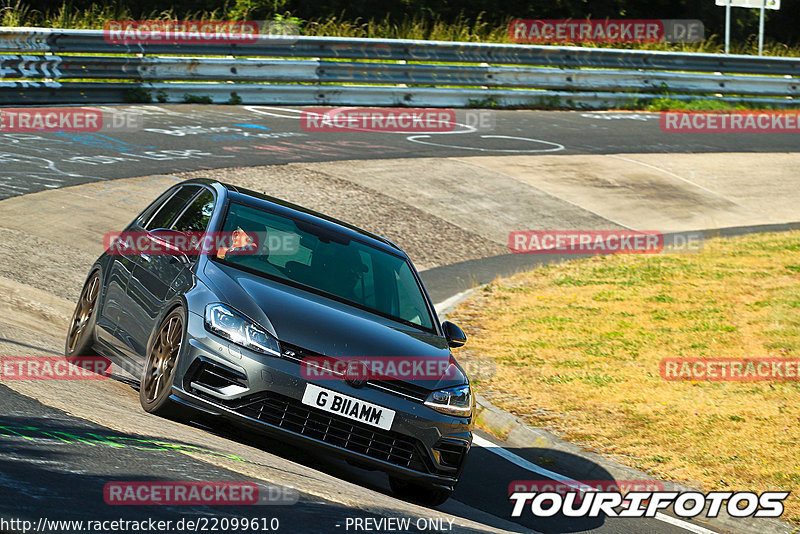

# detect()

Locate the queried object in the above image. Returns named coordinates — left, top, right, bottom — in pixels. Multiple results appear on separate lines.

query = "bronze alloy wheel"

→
left=66, top=272, right=100, bottom=355
left=141, top=309, right=184, bottom=408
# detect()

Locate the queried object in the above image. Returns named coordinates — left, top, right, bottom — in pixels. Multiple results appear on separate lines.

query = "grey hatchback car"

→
left=66, top=178, right=474, bottom=505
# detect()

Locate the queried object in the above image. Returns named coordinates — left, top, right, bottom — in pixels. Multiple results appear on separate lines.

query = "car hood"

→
left=202, top=260, right=468, bottom=390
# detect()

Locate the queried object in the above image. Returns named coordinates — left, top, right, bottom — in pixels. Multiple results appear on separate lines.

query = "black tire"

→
left=65, top=271, right=101, bottom=357
left=389, top=476, right=454, bottom=507
left=139, top=307, right=185, bottom=417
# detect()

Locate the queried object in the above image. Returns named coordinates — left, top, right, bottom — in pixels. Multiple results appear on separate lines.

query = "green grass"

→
left=642, top=97, right=785, bottom=111
left=449, top=231, right=800, bottom=523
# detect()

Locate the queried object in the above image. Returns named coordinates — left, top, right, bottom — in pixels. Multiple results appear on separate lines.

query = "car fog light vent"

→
left=185, top=358, right=246, bottom=393
left=434, top=441, right=469, bottom=469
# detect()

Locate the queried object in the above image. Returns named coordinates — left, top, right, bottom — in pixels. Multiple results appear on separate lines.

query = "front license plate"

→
left=301, top=384, right=395, bottom=431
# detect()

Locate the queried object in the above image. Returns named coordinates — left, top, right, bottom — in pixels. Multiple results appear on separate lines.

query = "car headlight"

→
left=424, top=385, right=472, bottom=417
left=204, top=303, right=280, bottom=357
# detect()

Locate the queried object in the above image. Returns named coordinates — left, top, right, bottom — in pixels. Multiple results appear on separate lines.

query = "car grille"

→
left=281, top=343, right=429, bottom=403
left=367, top=379, right=429, bottom=403
left=219, top=391, right=428, bottom=472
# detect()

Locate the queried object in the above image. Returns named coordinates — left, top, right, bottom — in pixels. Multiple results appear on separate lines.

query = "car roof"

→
left=183, top=178, right=405, bottom=256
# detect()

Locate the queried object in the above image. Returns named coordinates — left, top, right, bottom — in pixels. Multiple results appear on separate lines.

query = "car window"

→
left=216, top=202, right=434, bottom=331
left=144, top=186, right=200, bottom=231
left=172, top=189, right=215, bottom=232
left=354, top=250, right=376, bottom=310
left=395, top=263, right=429, bottom=328
left=262, top=227, right=310, bottom=269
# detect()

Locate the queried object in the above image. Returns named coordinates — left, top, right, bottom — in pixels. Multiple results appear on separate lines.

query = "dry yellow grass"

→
left=450, top=231, right=800, bottom=523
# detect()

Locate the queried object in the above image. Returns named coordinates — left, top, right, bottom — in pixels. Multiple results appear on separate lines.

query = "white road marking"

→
left=407, top=134, right=564, bottom=153
left=244, top=105, right=306, bottom=119
left=434, top=289, right=473, bottom=316
left=652, top=512, right=720, bottom=534
left=580, top=112, right=658, bottom=122
left=472, top=435, right=598, bottom=494
left=472, top=435, right=719, bottom=534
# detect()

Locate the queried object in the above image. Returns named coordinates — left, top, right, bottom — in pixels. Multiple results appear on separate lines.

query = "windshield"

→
left=213, top=201, right=435, bottom=332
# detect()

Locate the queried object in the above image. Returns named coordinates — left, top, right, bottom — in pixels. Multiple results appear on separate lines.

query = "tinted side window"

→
left=144, top=186, right=200, bottom=230
left=172, top=189, right=215, bottom=232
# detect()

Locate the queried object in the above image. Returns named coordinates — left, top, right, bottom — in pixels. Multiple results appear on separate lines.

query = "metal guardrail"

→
left=1, top=27, right=799, bottom=107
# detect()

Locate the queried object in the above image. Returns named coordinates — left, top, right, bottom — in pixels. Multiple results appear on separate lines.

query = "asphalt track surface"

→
left=2, top=105, right=798, bottom=199
left=0, top=380, right=705, bottom=534
left=1, top=105, right=796, bottom=534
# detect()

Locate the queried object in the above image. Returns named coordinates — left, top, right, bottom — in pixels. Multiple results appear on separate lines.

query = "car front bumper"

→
left=170, top=311, right=473, bottom=487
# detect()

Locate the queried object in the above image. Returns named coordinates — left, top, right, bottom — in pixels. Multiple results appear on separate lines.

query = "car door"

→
left=96, top=187, right=182, bottom=359
left=124, top=186, right=215, bottom=361
left=95, top=252, right=138, bottom=353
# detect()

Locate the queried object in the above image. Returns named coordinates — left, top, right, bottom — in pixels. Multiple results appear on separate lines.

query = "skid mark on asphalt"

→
left=607, top=155, right=781, bottom=224
left=452, top=158, right=633, bottom=230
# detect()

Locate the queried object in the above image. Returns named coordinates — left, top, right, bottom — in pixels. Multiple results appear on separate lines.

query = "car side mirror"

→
left=442, top=321, right=467, bottom=348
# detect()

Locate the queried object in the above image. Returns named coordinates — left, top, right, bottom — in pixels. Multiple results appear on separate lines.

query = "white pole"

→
left=758, top=0, right=766, bottom=56
left=725, top=0, right=731, bottom=54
